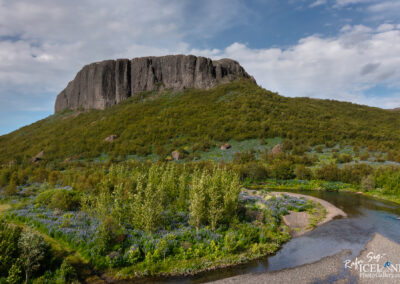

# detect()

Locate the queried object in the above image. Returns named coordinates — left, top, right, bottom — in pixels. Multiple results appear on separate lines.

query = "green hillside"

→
left=1, top=79, right=400, bottom=164
left=2, top=79, right=400, bottom=281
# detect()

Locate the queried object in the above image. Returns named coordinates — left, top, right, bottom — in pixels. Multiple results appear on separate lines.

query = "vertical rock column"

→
left=115, top=59, right=131, bottom=104
left=55, top=55, right=255, bottom=113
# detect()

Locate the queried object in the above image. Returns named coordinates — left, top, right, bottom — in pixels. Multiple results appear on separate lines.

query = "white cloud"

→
left=310, top=0, right=327, bottom=8
left=368, top=1, right=400, bottom=13
left=334, top=0, right=375, bottom=7
left=202, top=24, right=400, bottom=109
left=333, top=0, right=400, bottom=18
left=1, top=0, right=400, bottom=135
left=0, top=0, right=246, bottom=115
left=376, top=23, right=395, bottom=32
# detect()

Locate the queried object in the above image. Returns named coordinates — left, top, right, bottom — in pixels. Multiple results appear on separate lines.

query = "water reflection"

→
left=136, top=191, right=400, bottom=283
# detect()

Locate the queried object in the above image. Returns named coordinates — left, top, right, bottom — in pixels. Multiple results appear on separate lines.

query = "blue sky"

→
left=1, top=0, right=400, bottom=135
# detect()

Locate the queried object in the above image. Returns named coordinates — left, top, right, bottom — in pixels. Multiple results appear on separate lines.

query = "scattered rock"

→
left=220, top=143, right=231, bottom=150
left=31, top=151, right=44, bottom=163
left=172, top=150, right=180, bottom=161
left=271, top=144, right=283, bottom=156
left=104, top=135, right=119, bottom=142
left=55, top=55, right=256, bottom=113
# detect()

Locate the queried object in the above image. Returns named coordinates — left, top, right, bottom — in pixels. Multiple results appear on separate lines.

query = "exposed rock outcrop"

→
left=104, top=135, right=119, bottom=142
left=171, top=150, right=181, bottom=161
left=220, top=143, right=231, bottom=150
left=271, top=144, right=283, bottom=156
left=55, top=55, right=255, bottom=113
left=31, top=151, right=44, bottom=163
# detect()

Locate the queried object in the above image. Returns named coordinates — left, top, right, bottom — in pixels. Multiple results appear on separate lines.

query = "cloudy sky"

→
left=1, top=0, right=400, bottom=135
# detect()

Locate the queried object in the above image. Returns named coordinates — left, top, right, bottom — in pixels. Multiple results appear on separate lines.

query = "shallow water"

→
left=148, top=190, right=400, bottom=283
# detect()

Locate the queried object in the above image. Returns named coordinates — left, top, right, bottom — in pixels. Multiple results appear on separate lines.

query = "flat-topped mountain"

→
left=54, top=55, right=255, bottom=113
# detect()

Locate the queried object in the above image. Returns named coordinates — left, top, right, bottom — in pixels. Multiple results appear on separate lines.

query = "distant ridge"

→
left=54, top=55, right=255, bottom=113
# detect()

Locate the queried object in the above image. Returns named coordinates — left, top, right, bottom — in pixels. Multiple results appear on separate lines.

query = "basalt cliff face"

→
left=54, top=55, right=255, bottom=113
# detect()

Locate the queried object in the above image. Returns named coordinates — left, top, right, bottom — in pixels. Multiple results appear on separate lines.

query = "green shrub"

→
left=361, top=175, right=375, bottom=191
left=6, top=262, right=22, bottom=284
left=125, top=245, right=142, bottom=265
left=233, top=150, right=256, bottom=164
left=294, top=165, right=313, bottom=180
left=271, top=160, right=294, bottom=179
left=0, top=169, right=10, bottom=187
left=18, top=229, right=50, bottom=283
left=375, top=167, right=400, bottom=195
left=315, top=163, right=340, bottom=181
left=0, top=220, right=22, bottom=277
left=95, top=217, right=119, bottom=255
left=235, top=163, right=268, bottom=180
left=314, top=145, right=324, bottom=153
left=59, top=259, right=77, bottom=283
left=49, top=190, right=80, bottom=211
left=337, top=154, right=353, bottom=163
left=35, top=189, right=80, bottom=211
left=224, top=231, right=239, bottom=253
left=359, top=151, right=369, bottom=161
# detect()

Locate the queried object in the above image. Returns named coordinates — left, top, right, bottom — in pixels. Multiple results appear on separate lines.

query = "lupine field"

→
left=1, top=162, right=316, bottom=279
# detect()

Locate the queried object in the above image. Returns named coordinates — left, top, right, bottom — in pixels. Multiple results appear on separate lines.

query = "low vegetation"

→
left=0, top=219, right=79, bottom=283
left=2, top=164, right=295, bottom=279
left=2, top=80, right=400, bottom=164
left=1, top=80, right=400, bottom=281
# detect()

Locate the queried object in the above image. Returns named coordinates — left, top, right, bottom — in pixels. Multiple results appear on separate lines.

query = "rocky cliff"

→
left=54, top=55, right=255, bottom=113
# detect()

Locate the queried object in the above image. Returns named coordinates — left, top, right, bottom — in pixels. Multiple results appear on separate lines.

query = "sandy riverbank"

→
left=210, top=233, right=400, bottom=284
left=270, top=191, right=347, bottom=225
left=210, top=250, right=351, bottom=284
left=353, top=233, right=400, bottom=284
left=269, top=191, right=347, bottom=236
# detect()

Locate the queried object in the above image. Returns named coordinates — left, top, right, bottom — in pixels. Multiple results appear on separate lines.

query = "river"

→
left=154, top=190, right=400, bottom=283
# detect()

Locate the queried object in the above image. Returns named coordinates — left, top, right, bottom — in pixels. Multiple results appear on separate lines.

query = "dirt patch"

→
left=0, top=203, right=10, bottom=213
left=243, top=190, right=345, bottom=237
left=282, top=211, right=310, bottom=228
left=282, top=211, right=310, bottom=237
